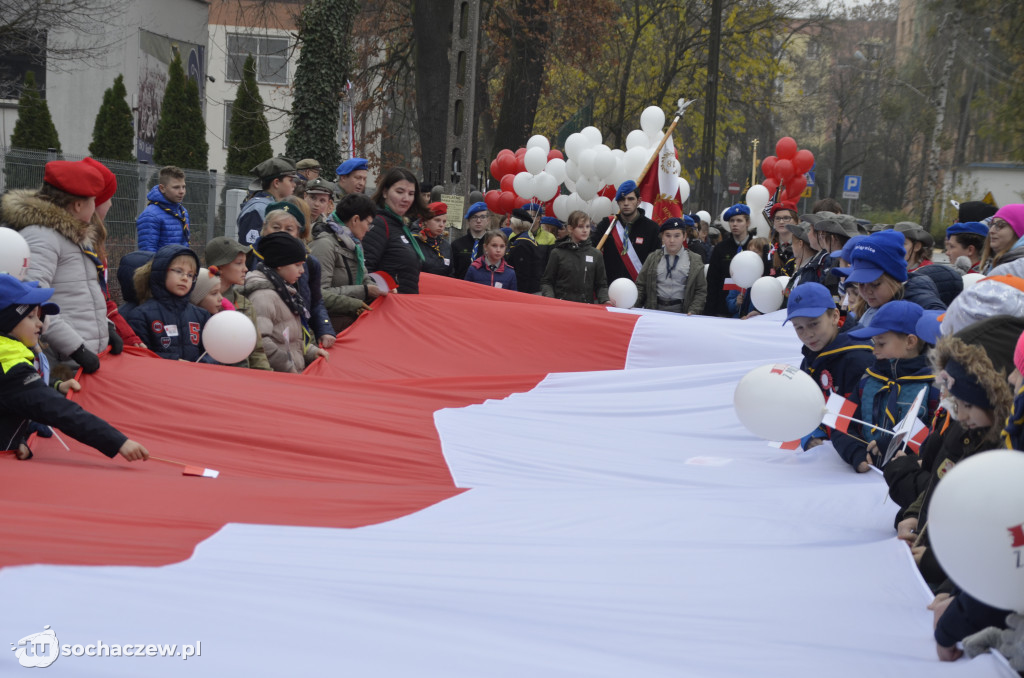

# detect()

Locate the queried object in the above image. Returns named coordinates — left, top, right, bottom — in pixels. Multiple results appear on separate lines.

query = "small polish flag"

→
left=368, top=271, right=398, bottom=294
left=768, top=440, right=801, bottom=450
left=822, top=392, right=856, bottom=432
left=723, top=278, right=743, bottom=292
left=183, top=466, right=220, bottom=479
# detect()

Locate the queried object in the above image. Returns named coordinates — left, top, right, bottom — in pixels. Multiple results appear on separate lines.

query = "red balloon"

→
left=497, top=191, right=517, bottom=215
left=785, top=175, right=808, bottom=200
left=497, top=154, right=518, bottom=178
left=515, top=147, right=527, bottom=158
left=515, top=155, right=527, bottom=174
left=490, top=159, right=501, bottom=181
left=793, top=149, right=815, bottom=175
left=775, top=137, right=797, bottom=160
left=775, top=158, right=795, bottom=183
left=497, top=148, right=515, bottom=159
left=763, top=178, right=780, bottom=196
left=514, top=195, right=530, bottom=208
left=484, top=189, right=502, bottom=213
left=761, top=155, right=778, bottom=180
left=599, top=184, right=617, bottom=200
left=500, top=174, right=515, bottom=193
left=547, top=149, right=564, bottom=161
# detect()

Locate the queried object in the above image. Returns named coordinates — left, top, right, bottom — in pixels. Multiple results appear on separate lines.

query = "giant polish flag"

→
left=0, top=275, right=1013, bottom=677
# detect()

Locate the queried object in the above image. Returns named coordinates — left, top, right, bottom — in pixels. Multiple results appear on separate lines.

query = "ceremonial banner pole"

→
left=597, top=98, right=696, bottom=252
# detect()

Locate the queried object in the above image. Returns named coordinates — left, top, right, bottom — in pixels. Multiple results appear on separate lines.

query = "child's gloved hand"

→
left=107, top=323, right=124, bottom=355
left=70, top=344, right=100, bottom=373
left=28, top=422, right=52, bottom=438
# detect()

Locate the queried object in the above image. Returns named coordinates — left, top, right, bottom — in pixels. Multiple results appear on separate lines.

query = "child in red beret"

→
left=416, top=201, right=453, bottom=276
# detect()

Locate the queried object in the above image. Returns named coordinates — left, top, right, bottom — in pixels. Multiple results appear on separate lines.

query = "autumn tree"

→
left=89, top=74, right=134, bottom=161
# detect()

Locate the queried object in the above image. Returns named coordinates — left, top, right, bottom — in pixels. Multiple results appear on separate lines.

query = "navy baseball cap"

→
left=783, top=282, right=836, bottom=324
left=847, top=300, right=924, bottom=339
left=945, top=221, right=988, bottom=238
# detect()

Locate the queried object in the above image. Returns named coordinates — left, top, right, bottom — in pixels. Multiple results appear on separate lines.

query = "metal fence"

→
left=1, top=146, right=253, bottom=303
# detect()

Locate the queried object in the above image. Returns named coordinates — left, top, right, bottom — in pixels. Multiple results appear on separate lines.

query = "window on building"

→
left=223, top=100, right=234, bottom=149
left=806, top=41, right=820, bottom=59
left=801, top=116, right=816, bottom=134
left=226, top=34, right=289, bottom=84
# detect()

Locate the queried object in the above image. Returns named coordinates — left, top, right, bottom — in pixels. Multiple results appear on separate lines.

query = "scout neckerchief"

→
left=149, top=200, right=190, bottom=242
left=384, top=206, right=425, bottom=262
left=80, top=246, right=108, bottom=295
left=418, top=231, right=443, bottom=258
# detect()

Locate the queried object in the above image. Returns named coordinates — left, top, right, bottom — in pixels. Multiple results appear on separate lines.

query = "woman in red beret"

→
left=0, top=160, right=113, bottom=373
left=416, top=201, right=453, bottom=277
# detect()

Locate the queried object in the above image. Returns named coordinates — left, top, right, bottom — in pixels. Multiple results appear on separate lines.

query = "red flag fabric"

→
left=636, top=134, right=684, bottom=223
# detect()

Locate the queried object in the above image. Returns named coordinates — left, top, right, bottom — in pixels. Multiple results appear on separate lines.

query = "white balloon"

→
left=553, top=195, right=571, bottom=222
left=608, top=278, right=639, bottom=308
left=563, top=176, right=576, bottom=193
left=202, top=310, right=257, bottom=364
left=581, top=126, right=603, bottom=147
left=578, top=148, right=597, bottom=179
left=570, top=192, right=588, bottom=213
left=776, top=275, right=791, bottom=289
left=590, top=196, right=614, bottom=221
left=575, top=176, right=599, bottom=201
left=565, top=159, right=581, bottom=183
left=696, top=210, right=711, bottom=225
left=750, top=277, right=784, bottom=313
left=646, top=130, right=663, bottom=148
left=524, top=146, right=547, bottom=175
left=0, top=228, right=31, bottom=280
left=564, top=133, right=587, bottom=160
left=513, top=171, right=535, bottom=199
left=961, top=272, right=984, bottom=290
left=678, top=178, right=691, bottom=205
left=704, top=263, right=709, bottom=277
left=526, top=134, right=550, bottom=153
left=729, top=250, right=764, bottom=288
left=593, top=145, right=616, bottom=181
left=625, top=129, right=649, bottom=151
left=750, top=211, right=771, bottom=239
left=533, top=171, right=559, bottom=202
left=546, top=158, right=567, bottom=184
left=623, top=146, right=649, bottom=182
left=746, top=184, right=770, bottom=209
left=929, top=450, right=1024, bottom=610
left=640, top=106, right=666, bottom=137
left=733, top=363, right=825, bottom=441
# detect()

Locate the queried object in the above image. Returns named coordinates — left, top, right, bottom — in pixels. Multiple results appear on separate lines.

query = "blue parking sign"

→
left=842, top=175, right=861, bottom=199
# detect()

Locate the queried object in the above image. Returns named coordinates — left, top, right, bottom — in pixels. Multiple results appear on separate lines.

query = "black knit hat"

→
left=255, top=232, right=307, bottom=268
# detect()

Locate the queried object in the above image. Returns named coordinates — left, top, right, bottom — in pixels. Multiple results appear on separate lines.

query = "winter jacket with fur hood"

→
left=243, top=268, right=321, bottom=373
left=1, top=190, right=109, bottom=360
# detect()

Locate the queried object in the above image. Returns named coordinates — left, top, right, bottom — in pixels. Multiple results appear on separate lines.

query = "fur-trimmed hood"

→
left=931, top=335, right=1013, bottom=443
left=0, top=189, right=97, bottom=248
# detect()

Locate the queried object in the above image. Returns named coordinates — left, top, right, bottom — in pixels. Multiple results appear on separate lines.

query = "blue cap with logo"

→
left=847, top=230, right=908, bottom=284
left=847, top=300, right=924, bottom=339
left=783, top=282, right=836, bottom=324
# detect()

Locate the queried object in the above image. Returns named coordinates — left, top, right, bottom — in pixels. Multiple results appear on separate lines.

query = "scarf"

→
left=384, top=206, right=425, bottom=262
left=329, top=216, right=367, bottom=284
left=255, top=261, right=307, bottom=319
left=149, top=200, right=190, bottom=241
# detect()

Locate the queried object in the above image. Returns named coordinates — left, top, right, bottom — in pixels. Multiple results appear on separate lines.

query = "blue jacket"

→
left=832, top=353, right=938, bottom=469
left=136, top=186, right=190, bottom=252
left=116, top=250, right=155, bottom=317
left=464, top=256, right=518, bottom=290
left=126, top=245, right=212, bottom=362
left=908, top=263, right=961, bottom=307
left=799, top=333, right=875, bottom=447
left=237, top=192, right=273, bottom=247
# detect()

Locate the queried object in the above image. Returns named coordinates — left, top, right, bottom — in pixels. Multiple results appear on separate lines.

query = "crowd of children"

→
left=1, top=161, right=1022, bottom=665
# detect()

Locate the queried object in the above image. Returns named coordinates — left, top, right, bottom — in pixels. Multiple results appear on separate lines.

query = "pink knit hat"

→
left=1015, top=329, right=1024, bottom=377
left=994, top=204, right=1024, bottom=238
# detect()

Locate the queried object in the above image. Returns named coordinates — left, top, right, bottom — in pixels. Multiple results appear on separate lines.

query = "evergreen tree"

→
left=153, top=53, right=209, bottom=170
left=286, top=0, right=358, bottom=171
left=10, top=71, right=61, bottom=152
left=226, top=55, right=273, bottom=175
left=89, top=74, right=135, bottom=161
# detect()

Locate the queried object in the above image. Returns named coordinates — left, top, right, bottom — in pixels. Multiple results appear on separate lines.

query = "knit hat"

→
left=993, top=204, right=1024, bottom=237
left=946, top=221, right=988, bottom=238
left=945, top=359, right=992, bottom=410
left=957, top=200, right=998, bottom=224
left=0, top=275, right=59, bottom=335
left=336, top=158, right=369, bottom=176
left=847, top=230, right=908, bottom=284
left=189, top=268, right=220, bottom=305
left=784, top=282, right=835, bottom=324
left=427, top=201, right=448, bottom=217
left=847, top=300, right=924, bottom=339
left=266, top=201, right=306, bottom=229
left=723, top=204, right=751, bottom=221
left=205, top=237, right=250, bottom=268
left=464, top=202, right=488, bottom=220
left=82, top=157, right=117, bottom=205
left=254, top=232, right=307, bottom=269
left=43, top=160, right=105, bottom=198
left=615, top=180, right=638, bottom=202
left=1015, top=330, right=1024, bottom=378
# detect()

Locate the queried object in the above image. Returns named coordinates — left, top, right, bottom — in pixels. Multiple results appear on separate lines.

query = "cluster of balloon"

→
left=0, top=228, right=31, bottom=280
left=608, top=278, right=638, bottom=308
left=928, top=450, right=1024, bottom=611
left=486, top=141, right=565, bottom=217
left=733, top=363, right=824, bottom=441
left=202, top=311, right=258, bottom=364
left=760, top=137, right=814, bottom=204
